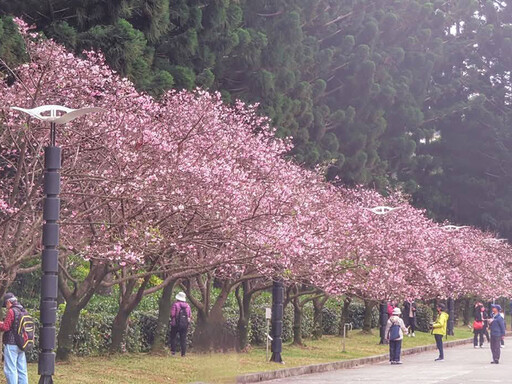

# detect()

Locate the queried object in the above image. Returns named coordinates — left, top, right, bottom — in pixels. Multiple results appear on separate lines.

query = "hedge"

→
left=22, top=298, right=398, bottom=360
left=415, top=303, right=434, bottom=332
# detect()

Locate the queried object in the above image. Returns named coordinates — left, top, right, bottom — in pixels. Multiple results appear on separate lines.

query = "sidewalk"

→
left=237, top=336, right=510, bottom=383
left=260, top=337, right=511, bottom=383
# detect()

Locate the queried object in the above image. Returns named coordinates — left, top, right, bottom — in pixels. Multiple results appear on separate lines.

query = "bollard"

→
left=342, top=323, right=353, bottom=353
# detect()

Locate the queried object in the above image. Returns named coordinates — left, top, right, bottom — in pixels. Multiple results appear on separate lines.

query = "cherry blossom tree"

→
left=2, top=18, right=512, bottom=358
left=0, top=20, right=344, bottom=353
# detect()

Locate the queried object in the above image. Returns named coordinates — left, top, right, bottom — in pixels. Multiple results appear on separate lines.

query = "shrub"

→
left=136, top=314, right=158, bottom=350
left=345, top=301, right=379, bottom=329
left=322, top=307, right=340, bottom=335
left=249, top=306, right=268, bottom=345
left=282, top=305, right=294, bottom=342
left=301, top=304, right=314, bottom=339
left=416, top=303, right=433, bottom=332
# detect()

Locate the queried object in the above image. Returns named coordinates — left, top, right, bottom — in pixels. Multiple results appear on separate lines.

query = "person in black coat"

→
left=473, top=302, right=485, bottom=348
left=403, top=300, right=417, bottom=337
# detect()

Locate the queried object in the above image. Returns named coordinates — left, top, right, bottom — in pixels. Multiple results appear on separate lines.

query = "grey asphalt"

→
left=265, top=338, right=511, bottom=383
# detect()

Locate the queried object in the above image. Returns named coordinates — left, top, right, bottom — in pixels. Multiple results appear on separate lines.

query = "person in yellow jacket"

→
left=432, top=303, right=449, bottom=361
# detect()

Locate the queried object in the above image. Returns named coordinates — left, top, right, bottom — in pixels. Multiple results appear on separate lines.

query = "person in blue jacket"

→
left=488, top=304, right=506, bottom=364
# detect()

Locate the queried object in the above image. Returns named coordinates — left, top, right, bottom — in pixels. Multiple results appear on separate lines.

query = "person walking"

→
left=488, top=304, right=505, bottom=364
left=385, top=307, right=408, bottom=364
left=169, top=291, right=192, bottom=357
left=0, top=293, right=28, bottom=384
left=473, top=302, right=485, bottom=348
left=403, top=299, right=417, bottom=337
left=432, top=303, right=449, bottom=361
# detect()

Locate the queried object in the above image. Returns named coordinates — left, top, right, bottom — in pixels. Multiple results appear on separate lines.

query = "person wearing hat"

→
left=169, top=291, right=192, bottom=356
left=432, top=303, right=449, bottom=361
left=488, top=304, right=506, bottom=364
left=0, top=293, right=28, bottom=384
left=384, top=307, right=408, bottom=364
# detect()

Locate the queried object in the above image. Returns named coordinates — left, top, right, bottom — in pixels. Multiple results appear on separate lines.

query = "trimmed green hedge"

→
left=415, top=303, right=434, bottom=332
left=22, top=296, right=394, bottom=359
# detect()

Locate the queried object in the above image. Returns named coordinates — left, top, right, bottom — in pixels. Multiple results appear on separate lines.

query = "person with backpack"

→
left=169, top=291, right=192, bottom=356
left=384, top=307, right=408, bottom=364
left=0, top=293, right=31, bottom=384
left=432, top=303, right=449, bottom=361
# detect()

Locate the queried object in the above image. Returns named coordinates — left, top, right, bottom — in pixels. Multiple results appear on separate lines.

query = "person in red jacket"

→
left=387, top=300, right=397, bottom=317
left=0, top=293, right=28, bottom=384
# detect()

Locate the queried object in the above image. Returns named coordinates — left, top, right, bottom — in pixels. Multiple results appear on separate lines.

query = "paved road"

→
left=266, top=338, right=511, bottom=383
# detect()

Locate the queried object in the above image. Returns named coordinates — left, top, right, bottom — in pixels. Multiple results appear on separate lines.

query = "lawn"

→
left=9, top=326, right=474, bottom=384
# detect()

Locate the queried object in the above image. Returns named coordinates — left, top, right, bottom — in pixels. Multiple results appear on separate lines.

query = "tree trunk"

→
left=151, top=279, right=175, bottom=354
left=361, top=300, right=375, bottom=334
left=454, top=298, right=461, bottom=326
left=191, top=278, right=233, bottom=352
left=463, top=297, right=472, bottom=326
left=110, top=304, right=131, bottom=352
left=55, top=299, right=82, bottom=361
left=191, top=308, right=210, bottom=351
left=292, top=298, right=303, bottom=346
left=236, top=281, right=253, bottom=351
left=312, top=296, right=326, bottom=340
left=379, top=300, right=389, bottom=345
left=109, top=275, right=151, bottom=353
left=236, top=306, right=251, bottom=352
left=56, top=262, right=109, bottom=361
left=339, top=296, right=352, bottom=336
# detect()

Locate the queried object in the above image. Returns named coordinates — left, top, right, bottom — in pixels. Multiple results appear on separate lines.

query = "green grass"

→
left=7, top=327, right=474, bottom=384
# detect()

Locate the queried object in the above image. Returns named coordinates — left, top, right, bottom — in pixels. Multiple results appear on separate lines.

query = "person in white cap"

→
left=169, top=292, right=192, bottom=356
left=384, top=307, right=408, bottom=364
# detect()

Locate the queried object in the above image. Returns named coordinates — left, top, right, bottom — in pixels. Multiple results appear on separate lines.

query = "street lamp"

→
left=270, top=279, right=284, bottom=363
left=440, top=225, right=468, bottom=232
left=482, top=238, right=508, bottom=312
left=440, top=224, right=468, bottom=336
left=483, top=238, right=508, bottom=243
left=364, top=206, right=402, bottom=215
left=364, top=205, right=399, bottom=345
left=11, top=105, right=104, bottom=384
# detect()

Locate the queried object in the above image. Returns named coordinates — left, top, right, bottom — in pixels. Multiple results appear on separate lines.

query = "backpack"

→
left=177, top=305, right=189, bottom=329
left=12, top=306, right=35, bottom=352
left=389, top=322, right=401, bottom=341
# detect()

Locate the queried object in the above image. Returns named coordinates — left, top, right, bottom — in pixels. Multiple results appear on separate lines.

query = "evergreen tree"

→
left=3, top=0, right=512, bottom=239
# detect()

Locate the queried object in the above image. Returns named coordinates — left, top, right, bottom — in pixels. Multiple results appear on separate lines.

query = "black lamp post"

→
left=447, top=297, right=455, bottom=336
left=11, top=105, right=103, bottom=384
left=440, top=225, right=467, bottom=337
left=379, top=300, right=389, bottom=344
left=363, top=206, right=399, bottom=345
left=270, top=279, right=284, bottom=363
